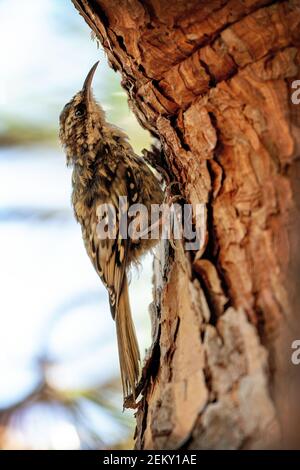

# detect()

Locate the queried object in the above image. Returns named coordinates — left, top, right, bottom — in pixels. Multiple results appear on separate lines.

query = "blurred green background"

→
left=0, top=0, right=153, bottom=449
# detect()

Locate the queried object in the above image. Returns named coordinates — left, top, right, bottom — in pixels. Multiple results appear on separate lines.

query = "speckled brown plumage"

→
left=59, top=63, right=163, bottom=400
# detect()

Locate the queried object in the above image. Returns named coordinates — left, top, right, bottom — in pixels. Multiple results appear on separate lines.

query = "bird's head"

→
left=59, top=61, right=105, bottom=165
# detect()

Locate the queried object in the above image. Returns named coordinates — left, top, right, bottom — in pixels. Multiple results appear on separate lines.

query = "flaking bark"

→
left=71, top=0, right=300, bottom=449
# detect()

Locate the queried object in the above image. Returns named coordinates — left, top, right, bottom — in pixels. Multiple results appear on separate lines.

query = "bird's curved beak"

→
left=82, top=61, right=99, bottom=103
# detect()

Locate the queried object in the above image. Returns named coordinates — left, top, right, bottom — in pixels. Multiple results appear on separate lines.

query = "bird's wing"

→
left=83, top=160, right=139, bottom=319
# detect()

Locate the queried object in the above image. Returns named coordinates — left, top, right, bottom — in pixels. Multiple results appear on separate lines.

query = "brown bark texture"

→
left=72, top=0, right=300, bottom=449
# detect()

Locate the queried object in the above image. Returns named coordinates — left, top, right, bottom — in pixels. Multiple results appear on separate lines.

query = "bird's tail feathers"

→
left=115, top=276, right=140, bottom=399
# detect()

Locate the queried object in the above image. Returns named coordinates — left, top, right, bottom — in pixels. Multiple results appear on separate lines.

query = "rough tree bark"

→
left=71, top=0, right=300, bottom=449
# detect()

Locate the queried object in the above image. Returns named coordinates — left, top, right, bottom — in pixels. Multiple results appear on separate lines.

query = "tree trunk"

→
left=72, top=0, right=300, bottom=449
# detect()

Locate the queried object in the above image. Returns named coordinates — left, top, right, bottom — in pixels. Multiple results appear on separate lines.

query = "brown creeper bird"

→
left=59, top=62, right=164, bottom=400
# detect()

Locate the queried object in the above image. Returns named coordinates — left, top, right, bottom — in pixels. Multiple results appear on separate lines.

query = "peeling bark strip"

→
left=72, top=0, right=300, bottom=449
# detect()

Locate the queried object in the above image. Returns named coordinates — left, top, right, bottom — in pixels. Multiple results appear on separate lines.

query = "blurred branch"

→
left=0, top=359, right=131, bottom=449
left=0, top=207, right=71, bottom=222
left=0, top=122, right=57, bottom=147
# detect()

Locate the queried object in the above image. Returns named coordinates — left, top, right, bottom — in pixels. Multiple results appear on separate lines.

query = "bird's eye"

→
left=75, top=104, right=86, bottom=117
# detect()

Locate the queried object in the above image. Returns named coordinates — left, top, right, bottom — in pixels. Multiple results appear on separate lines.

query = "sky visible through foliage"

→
left=0, top=0, right=152, bottom=449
